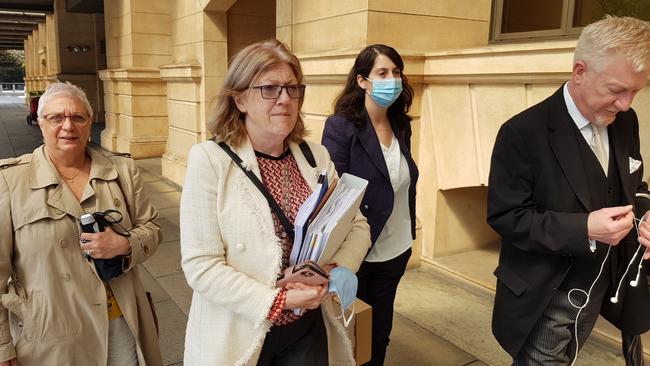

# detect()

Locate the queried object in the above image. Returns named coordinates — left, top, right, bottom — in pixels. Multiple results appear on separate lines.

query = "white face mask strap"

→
left=335, top=301, right=355, bottom=328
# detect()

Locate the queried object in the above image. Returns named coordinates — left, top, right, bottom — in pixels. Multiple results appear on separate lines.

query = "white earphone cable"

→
left=568, top=245, right=611, bottom=366
left=568, top=216, right=646, bottom=366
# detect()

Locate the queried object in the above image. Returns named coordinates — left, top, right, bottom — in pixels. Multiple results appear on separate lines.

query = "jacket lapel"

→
left=609, top=122, right=634, bottom=205
left=231, top=137, right=277, bottom=233
left=358, top=113, right=390, bottom=182
left=548, top=89, right=592, bottom=212
left=30, top=146, right=83, bottom=219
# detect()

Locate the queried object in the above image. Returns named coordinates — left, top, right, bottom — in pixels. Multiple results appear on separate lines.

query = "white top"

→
left=366, top=134, right=413, bottom=262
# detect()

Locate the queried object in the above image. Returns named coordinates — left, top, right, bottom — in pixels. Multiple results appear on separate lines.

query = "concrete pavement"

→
left=0, top=94, right=631, bottom=365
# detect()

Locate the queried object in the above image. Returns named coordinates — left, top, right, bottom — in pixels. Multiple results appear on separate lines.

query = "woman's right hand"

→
left=0, top=358, right=18, bottom=366
left=283, top=282, right=330, bottom=310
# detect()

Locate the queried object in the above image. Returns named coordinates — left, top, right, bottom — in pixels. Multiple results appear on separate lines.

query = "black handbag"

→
left=81, top=209, right=131, bottom=282
left=81, top=160, right=136, bottom=282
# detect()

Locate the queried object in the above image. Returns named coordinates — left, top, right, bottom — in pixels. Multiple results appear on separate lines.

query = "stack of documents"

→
left=289, top=172, right=369, bottom=267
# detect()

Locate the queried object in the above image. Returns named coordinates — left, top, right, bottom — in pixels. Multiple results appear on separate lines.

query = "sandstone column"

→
left=99, top=0, right=172, bottom=157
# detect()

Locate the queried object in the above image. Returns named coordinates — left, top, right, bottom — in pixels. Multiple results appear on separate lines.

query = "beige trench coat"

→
left=0, top=146, right=163, bottom=366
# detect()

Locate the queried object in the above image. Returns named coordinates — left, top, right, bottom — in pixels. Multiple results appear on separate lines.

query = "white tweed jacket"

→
left=180, top=137, right=371, bottom=366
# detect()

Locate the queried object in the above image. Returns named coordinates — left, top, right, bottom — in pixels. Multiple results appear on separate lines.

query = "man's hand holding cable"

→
left=587, top=205, right=634, bottom=245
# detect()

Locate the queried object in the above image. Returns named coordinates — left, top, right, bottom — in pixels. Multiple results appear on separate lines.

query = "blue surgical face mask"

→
left=328, top=266, right=358, bottom=327
left=365, top=77, right=403, bottom=108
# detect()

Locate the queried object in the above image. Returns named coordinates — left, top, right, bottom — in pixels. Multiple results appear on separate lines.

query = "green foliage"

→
left=0, top=50, right=25, bottom=82
left=597, top=0, right=650, bottom=20
left=0, top=50, right=24, bottom=66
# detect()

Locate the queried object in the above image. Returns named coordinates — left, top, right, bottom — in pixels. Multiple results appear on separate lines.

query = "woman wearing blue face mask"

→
left=321, top=44, right=419, bottom=365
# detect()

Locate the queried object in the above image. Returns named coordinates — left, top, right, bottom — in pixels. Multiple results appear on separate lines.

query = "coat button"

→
left=236, top=243, right=246, bottom=252
left=113, top=198, right=121, bottom=207
left=143, top=244, right=150, bottom=256
left=363, top=204, right=369, bottom=210
left=58, top=239, right=67, bottom=248
left=60, top=273, right=71, bottom=281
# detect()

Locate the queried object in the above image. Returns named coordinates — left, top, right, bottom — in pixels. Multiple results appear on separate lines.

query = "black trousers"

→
left=513, top=255, right=614, bottom=366
left=622, top=332, right=644, bottom=366
left=257, top=309, right=328, bottom=366
left=358, top=248, right=412, bottom=366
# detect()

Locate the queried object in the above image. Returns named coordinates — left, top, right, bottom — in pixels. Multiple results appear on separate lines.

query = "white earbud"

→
left=630, top=270, right=640, bottom=287
left=571, top=214, right=647, bottom=366
left=630, top=254, right=645, bottom=288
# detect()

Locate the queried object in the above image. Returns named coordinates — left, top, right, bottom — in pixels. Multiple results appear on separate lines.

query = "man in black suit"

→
left=487, top=16, right=650, bottom=365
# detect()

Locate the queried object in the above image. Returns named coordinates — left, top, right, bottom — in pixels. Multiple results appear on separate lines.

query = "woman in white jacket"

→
left=180, top=39, right=371, bottom=366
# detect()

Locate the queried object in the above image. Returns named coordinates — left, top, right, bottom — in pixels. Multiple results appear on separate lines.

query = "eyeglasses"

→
left=251, top=84, right=306, bottom=99
left=40, top=112, right=91, bottom=126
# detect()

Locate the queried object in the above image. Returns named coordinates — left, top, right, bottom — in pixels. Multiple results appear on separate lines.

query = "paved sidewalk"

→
left=0, top=95, right=42, bottom=158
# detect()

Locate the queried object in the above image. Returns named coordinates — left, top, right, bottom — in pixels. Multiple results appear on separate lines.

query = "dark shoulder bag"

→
left=213, top=138, right=316, bottom=241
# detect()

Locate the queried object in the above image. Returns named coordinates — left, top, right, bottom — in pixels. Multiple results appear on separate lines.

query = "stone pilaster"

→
left=160, top=64, right=202, bottom=185
left=99, top=0, right=173, bottom=156
left=98, top=69, right=168, bottom=157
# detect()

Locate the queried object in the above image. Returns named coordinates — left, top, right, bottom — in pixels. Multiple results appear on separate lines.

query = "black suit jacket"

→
left=487, top=85, right=650, bottom=357
left=322, top=111, right=419, bottom=246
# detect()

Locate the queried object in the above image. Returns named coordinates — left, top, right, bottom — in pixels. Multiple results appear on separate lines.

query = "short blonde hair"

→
left=37, top=82, right=94, bottom=118
left=574, top=15, right=650, bottom=72
left=208, top=39, right=307, bottom=145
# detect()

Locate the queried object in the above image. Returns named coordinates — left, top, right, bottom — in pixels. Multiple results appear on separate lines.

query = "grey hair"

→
left=37, top=82, right=94, bottom=118
left=574, top=15, right=650, bottom=72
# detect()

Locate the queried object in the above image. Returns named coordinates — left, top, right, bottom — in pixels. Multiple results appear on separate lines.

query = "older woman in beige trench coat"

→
left=0, top=82, right=162, bottom=366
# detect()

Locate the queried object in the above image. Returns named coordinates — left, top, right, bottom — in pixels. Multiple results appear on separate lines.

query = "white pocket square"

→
left=630, top=157, right=642, bottom=174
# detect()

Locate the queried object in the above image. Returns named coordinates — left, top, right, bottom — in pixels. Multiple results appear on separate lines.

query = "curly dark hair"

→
left=333, top=44, right=413, bottom=127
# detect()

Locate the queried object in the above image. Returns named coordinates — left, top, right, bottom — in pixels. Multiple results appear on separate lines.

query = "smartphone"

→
left=276, top=261, right=329, bottom=287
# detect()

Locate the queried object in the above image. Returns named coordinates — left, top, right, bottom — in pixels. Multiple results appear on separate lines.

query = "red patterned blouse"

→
left=256, top=149, right=312, bottom=326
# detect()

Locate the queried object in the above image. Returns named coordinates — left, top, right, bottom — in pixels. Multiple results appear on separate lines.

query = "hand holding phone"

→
left=276, top=261, right=329, bottom=287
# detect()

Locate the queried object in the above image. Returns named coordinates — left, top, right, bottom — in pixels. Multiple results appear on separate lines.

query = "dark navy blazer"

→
left=321, top=112, right=419, bottom=246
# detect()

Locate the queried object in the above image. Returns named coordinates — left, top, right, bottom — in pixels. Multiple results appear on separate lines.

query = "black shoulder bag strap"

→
left=298, top=141, right=316, bottom=168
left=214, top=139, right=315, bottom=241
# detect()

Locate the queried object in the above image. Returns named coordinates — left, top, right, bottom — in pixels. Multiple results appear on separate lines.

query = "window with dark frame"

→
left=492, top=0, right=650, bottom=41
